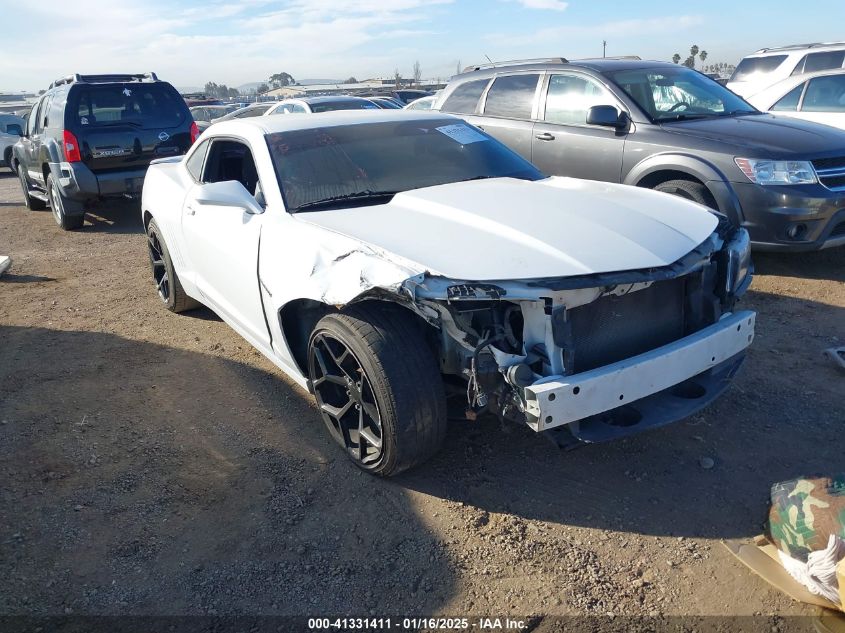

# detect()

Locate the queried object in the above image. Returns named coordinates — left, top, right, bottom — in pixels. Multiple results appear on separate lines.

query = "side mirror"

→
left=195, top=180, right=265, bottom=215
left=587, top=105, right=629, bottom=129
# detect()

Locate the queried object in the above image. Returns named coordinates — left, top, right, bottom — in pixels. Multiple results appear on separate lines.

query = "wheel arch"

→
left=278, top=294, right=438, bottom=377
left=624, top=152, right=745, bottom=224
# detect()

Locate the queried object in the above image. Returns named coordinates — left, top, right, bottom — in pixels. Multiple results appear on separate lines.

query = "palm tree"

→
left=699, top=50, right=708, bottom=64
left=672, top=53, right=681, bottom=64
left=690, top=44, right=700, bottom=58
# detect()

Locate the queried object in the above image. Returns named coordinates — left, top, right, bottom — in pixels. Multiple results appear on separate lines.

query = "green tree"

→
left=269, top=73, right=295, bottom=88
left=672, top=53, right=681, bottom=64
left=344, top=77, right=358, bottom=84
left=256, top=83, right=269, bottom=95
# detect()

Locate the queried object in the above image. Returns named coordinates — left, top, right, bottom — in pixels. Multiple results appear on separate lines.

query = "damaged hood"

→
left=298, top=177, right=718, bottom=281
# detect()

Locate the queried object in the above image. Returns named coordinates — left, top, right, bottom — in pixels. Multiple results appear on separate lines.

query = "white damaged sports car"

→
left=141, top=110, right=755, bottom=476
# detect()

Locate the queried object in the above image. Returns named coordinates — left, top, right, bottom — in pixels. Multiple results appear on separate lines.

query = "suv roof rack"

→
left=48, top=72, right=159, bottom=90
left=753, top=42, right=845, bottom=54
left=574, top=55, right=642, bottom=61
left=462, top=57, right=568, bottom=72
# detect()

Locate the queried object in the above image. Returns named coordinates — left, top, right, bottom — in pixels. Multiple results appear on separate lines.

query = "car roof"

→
left=746, top=42, right=845, bottom=57
left=210, top=109, right=459, bottom=136
left=456, top=58, right=675, bottom=78
left=290, top=95, right=375, bottom=104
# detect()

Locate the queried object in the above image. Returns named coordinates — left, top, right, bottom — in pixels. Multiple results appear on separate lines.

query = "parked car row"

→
left=12, top=52, right=844, bottom=476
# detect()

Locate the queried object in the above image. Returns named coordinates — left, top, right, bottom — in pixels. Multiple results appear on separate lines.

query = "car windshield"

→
left=608, top=66, right=758, bottom=122
left=266, top=119, right=544, bottom=213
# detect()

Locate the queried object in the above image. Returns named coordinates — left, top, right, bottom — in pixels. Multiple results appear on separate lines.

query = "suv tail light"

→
left=62, top=130, right=82, bottom=162
left=190, top=122, right=199, bottom=144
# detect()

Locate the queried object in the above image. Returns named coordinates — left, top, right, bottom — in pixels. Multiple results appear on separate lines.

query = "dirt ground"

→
left=1, top=169, right=844, bottom=628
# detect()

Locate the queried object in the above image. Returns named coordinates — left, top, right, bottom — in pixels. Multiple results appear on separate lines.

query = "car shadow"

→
left=397, top=289, right=845, bottom=541
left=0, top=325, right=455, bottom=616
left=752, top=246, right=845, bottom=283
left=81, top=201, right=145, bottom=234
left=0, top=273, right=55, bottom=283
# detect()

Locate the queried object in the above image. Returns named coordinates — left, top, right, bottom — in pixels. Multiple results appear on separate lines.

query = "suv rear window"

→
left=483, top=74, right=539, bottom=119
left=441, top=79, right=490, bottom=114
left=73, top=84, right=186, bottom=129
left=801, top=51, right=845, bottom=74
left=731, top=55, right=788, bottom=82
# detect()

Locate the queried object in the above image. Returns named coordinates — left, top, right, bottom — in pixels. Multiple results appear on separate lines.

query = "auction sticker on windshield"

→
left=436, top=124, right=487, bottom=145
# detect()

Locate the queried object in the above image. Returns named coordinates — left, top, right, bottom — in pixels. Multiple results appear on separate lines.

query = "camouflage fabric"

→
left=766, top=474, right=845, bottom=562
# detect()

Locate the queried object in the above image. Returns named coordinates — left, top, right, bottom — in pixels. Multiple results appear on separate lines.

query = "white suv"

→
left=728, top=42, right=845, bottom=99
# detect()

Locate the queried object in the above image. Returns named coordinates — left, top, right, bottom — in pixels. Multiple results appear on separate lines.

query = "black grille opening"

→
left=831, top=222, right=845, bottom=237
left=568, top=278, right=686, bottom=373
left=820, top=175, right=845, bottom=189
left=812, top=156, right=845, bottom=171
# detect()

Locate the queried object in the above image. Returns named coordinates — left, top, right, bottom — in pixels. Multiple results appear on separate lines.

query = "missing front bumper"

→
left=524, top=310, right=756, bottom=433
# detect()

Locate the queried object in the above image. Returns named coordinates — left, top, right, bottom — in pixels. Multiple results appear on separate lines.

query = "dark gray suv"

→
left=436, top=58, right=845, bottom=251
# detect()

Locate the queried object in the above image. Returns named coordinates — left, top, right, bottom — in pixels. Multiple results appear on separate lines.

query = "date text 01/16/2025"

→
left=307, top=617, right=530, bottom=630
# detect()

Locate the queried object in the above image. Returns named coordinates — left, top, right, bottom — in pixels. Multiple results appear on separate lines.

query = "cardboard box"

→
left=723, top=536, right=844, bottom=613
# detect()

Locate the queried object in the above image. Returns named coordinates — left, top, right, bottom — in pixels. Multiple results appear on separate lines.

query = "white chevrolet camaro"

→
left=141, top=110, right=755, bottom=476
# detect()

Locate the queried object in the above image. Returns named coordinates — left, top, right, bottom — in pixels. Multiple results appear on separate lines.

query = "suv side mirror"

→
left=195, top=180, right=265, bottom=215
left=587, top=105, right=629, bottom=129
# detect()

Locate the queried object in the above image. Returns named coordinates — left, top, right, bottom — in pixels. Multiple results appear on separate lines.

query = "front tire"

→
left=18, top=165, right=46, bottom=210
left=307, top=304, right=447, bottom=477
left=653, top=179, right=717, bottom=210
left=146, top=218, right=200, bottom=313
left=47, top=173, right=84, bottom=230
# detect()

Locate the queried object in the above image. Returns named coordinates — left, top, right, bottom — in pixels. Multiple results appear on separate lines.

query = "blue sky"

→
left=1, top=0, right=844, bottom=91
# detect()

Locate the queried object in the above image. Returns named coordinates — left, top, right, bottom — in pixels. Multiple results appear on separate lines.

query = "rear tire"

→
left=47, top=173, right=84, bottom=230
left=653, top=179, right=717, bottom=210
left=18, top=165, right=47, bottom=210
left=146, top=218, right=200, bottom=313
left=307, top=303, right=447, bottom=477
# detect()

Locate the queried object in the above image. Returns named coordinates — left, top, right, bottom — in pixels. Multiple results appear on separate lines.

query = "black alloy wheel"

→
left=309, top=332, right=384, bottom=467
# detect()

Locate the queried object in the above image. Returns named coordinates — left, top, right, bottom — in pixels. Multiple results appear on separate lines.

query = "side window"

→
left=201, top=139, right=261, bottom=196
left=290, top=104, right=306, bottom=113
left=234, top=108, right=265, bottom=119
left=6, top=123, right=23, bottom=136
left=771, top=84, right=805, bottom=111
left=483, top=74, right=540, bottom=119
left=544, top=74, right=613, bottom=125
left=804, top=51, right=845, bottom=74
left=185, top=140, right=210, bottom=181
left=802, top=75, right=845, bottom=112
left=28, top=99, right=44, bottom=135
left=440, top=79, right=490, bottom=114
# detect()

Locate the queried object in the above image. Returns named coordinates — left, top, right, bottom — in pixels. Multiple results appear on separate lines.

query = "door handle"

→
left=476, top=125, right=484, bottom=131
left=186, top=205, right=197, bottom=216
left=535, top=132, right=555, bottom=141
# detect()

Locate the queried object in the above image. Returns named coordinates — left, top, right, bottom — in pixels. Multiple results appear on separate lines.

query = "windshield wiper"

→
left=293, top=190, right=399, bottom=213
left=658, top=113, right=712, bottom=122
left=722, top=109, right=760, bottom=117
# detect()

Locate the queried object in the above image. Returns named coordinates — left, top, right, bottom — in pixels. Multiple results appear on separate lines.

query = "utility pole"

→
left=603, top=40, right=607, bottom=58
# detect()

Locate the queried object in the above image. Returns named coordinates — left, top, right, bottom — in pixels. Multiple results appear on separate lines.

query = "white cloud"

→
left=0, top=0, right=452, bottom=91
left=512, top=0, right=569, bottom=10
